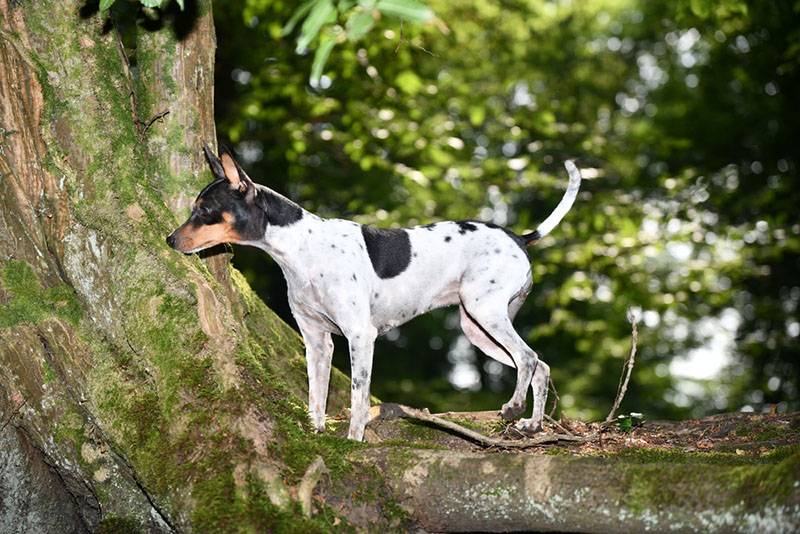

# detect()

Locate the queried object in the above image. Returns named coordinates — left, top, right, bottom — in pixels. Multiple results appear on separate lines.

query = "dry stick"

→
left=380, top=403, right=593, bottom=449
left=547, top=376, right=561, bottom=418
left=604, top=309, right=639, bottom=423
left=544, top=414, right=575, bottom=436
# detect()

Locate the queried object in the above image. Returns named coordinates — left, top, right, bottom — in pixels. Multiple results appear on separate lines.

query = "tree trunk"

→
left=1, top=1, right=798, bottom=532
left=0, top=0, right=334, bottom=530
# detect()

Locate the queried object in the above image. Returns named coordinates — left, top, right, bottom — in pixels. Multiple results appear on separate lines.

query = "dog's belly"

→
left=370, top=278, right=460, bottom=334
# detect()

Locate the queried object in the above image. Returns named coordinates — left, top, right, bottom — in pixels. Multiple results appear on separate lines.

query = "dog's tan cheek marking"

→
left=182, top=213, right=243, bottom=249
left=182, top=224, right=230, bottom=249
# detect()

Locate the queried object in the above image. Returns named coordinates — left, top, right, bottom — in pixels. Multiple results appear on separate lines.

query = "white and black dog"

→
left=167, top=145, right=581, bottom=441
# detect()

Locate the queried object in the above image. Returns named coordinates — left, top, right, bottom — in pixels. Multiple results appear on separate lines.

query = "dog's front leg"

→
left=346, top=326, right=377, bottom=441
left=299, top=322, right=334, bottom=433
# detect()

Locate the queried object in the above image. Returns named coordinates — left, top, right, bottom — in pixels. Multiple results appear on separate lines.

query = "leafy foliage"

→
left=213, top=0, right=799, bottom=420
left=281, top=0, right=436, bottom=87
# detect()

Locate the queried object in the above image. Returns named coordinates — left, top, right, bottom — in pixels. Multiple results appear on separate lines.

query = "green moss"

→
left=42, top=359, right=56, bottom=383
left=608, top=444, right=798, bottom=466
left=613, top=446, right=800, bottom=513
left=96, top=516, right=142, bottom=534
left=394, top=419, right=450, bottom=444
left=731, top=421, right=793, bottom=443
left=0, top=260, right=83, bottom=327
left=52, top=407, right=85, bottom=449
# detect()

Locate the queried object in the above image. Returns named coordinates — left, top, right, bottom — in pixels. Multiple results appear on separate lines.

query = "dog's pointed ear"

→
left=220, top=148, right=257, bottom=198
left=203, top=144, right=227, bottom=181
left=218, top=145, right=253, bottom=194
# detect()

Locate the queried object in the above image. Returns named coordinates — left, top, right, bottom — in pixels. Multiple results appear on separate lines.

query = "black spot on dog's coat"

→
left=444, top=236, right=452, bottom=242
left=456, top=221, right=478, bottom=234
left=361, top=226, right=411, bottom=279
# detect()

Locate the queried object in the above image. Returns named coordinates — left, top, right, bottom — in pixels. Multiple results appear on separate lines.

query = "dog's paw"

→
left=500, top=401, right=525, bottom=421
left=514, top=419, right=542, bottom=436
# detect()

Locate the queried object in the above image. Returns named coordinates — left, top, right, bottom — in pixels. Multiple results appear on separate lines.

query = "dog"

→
left=167, top=145, right=581, bottom=441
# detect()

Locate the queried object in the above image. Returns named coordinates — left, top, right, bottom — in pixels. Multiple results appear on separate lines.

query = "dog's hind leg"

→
left=458, top=293, right=526, bottom=369
left=298, top=321, right=334, bottom=433
left=519, top=359, right=549, bottom=434
left=459, top=292, right=539, bottom=424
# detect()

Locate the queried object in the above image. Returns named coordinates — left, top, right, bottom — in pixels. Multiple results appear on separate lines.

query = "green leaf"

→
left=690, top=0, right=712, bottom=19
left=282, top=0, right=317, bottom=37
left=139, top=0, right=164, bottom=8
left=310, top=36, right=336, bottom=88
left=99, top=0, right=115, bottom=11
left=175, top=0, right=184, bottom=10
left=376, top=0, right=433, bottom=22
left=296, top=0, right=337, bottom=54
left=346, top=10, right=375, bottom=41
left=394, top=70, right=423, bottom=95
left=617, top=415, right=633, bottom=432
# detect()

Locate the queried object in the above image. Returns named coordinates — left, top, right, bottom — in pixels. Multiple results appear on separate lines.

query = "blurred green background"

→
left=211, top=0, right=799, bottom=421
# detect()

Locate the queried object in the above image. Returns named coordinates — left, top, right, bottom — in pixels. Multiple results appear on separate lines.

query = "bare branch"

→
left=605, top=308, right=639, bottom=423
left=547, top=376, right=560, bottom=418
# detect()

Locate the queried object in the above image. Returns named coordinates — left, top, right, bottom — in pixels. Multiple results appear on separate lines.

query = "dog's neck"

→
left=248, top=184, right=323, bottom=280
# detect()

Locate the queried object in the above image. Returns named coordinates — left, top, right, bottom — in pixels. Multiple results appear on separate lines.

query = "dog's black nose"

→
left=166, top=234, right=176, bottom=248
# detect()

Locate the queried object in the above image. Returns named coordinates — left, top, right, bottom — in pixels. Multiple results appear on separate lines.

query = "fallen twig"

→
left=374, top=403, right=594, bottom=449
left=544, top=414, right=575, bottom=436
left=547, top=376, right=560, bottom=418
left=605, top=308, right=639, bottom=423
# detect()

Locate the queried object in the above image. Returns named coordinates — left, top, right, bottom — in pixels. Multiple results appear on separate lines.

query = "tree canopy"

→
left=210, top=0, right=799, bottom=421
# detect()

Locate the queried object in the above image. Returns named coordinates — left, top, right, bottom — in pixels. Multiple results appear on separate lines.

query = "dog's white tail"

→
left=521, top=161, right=582, bottom=244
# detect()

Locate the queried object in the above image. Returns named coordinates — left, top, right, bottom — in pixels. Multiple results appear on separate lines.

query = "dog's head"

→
left=166, top=145, right=266, bottom=254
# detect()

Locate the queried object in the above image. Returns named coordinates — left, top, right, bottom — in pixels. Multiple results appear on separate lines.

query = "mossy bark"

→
left=368, top=444, right=800, bottom=533
left=0, top=1, right=342, bottom=531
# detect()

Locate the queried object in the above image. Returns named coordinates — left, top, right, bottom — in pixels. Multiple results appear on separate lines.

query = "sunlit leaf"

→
left=376, top=0, right=433, bottom=22
left=99, top=0, right=115, bottom=11
left=690, top=0, right=711, bottom=18
left=346, top=10, right=375, bottom=41
left=394, top=70, right=423, bottom=95
left=310, top=36, right=336, bottom=88
left=296, top=0, right=337, bottom=53
left=282, top=0, right=316, bottom=37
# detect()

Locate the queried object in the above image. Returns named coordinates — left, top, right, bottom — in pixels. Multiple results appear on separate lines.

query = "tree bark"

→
left=0, top=1, right=327, bottom=530
left=1, top=1, right=798, bottom=532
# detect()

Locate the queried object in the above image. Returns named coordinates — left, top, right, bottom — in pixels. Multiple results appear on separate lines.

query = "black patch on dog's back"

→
left=361, top=226, right=411, bottom=279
